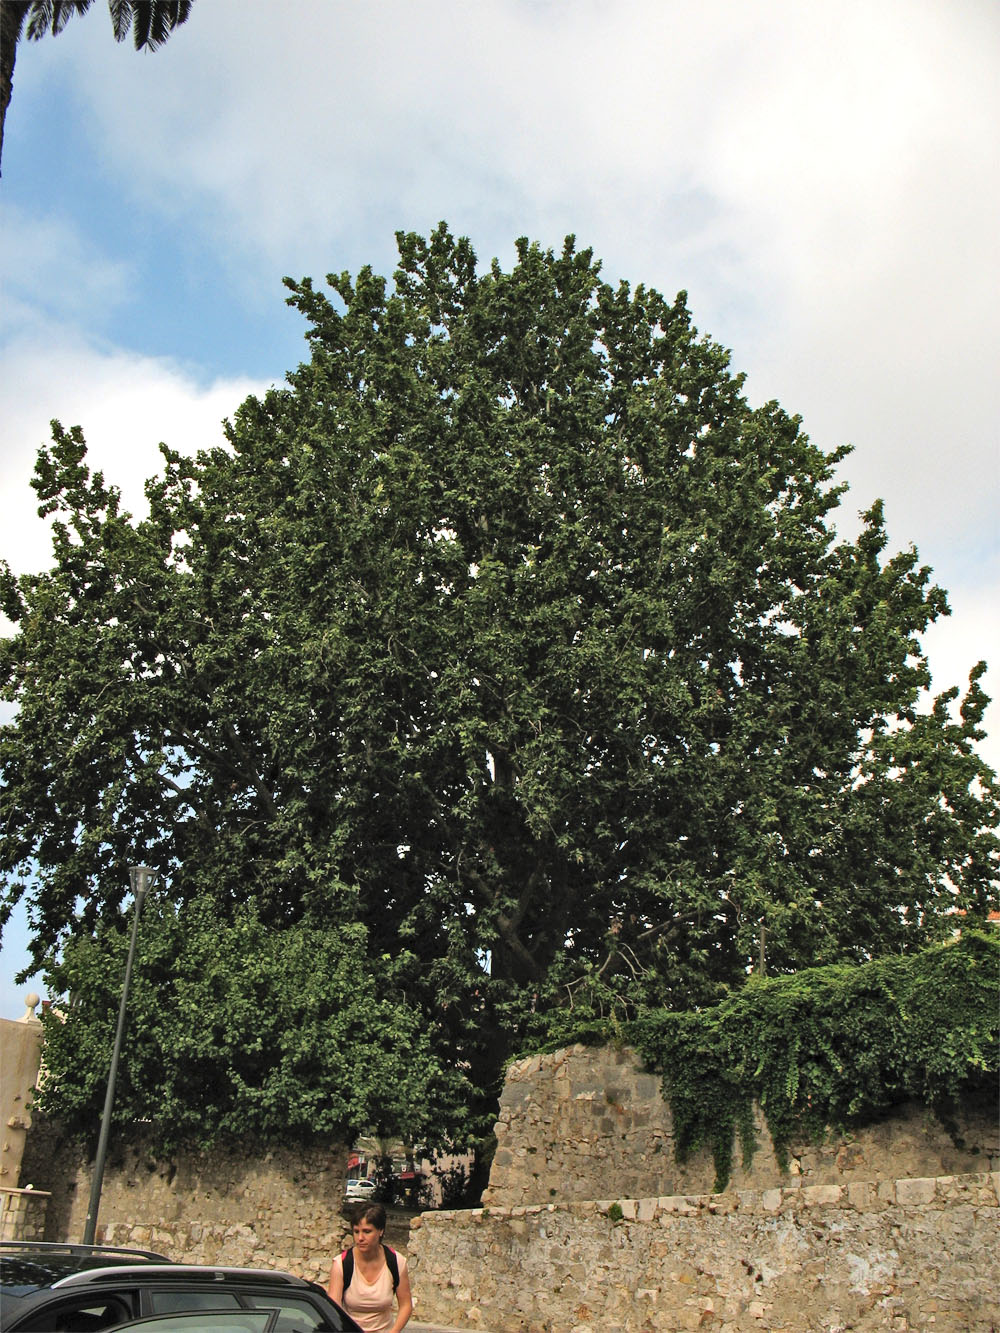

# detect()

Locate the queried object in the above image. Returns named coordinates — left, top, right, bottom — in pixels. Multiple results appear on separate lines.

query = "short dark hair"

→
left=352, top=1201, right=387, bottom=1232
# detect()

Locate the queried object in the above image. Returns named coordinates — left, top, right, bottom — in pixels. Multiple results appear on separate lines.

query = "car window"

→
left=114, top=1313, right=277, bottom=1333
left=146, top=1290, right=243, bottom=1313
left=13, top=1293, right=133, bottom=1332
left=242, top=1292, right=343, bottom=1331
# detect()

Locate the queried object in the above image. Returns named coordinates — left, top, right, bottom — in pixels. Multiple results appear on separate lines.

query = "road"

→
left=411, top=1322, right=488, bottom=1333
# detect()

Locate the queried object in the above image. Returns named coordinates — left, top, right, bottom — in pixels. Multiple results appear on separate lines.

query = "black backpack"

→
left=341, top=1244, right=400, bottom=1294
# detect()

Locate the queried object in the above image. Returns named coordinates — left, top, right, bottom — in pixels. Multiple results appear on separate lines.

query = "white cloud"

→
left=61, top=4, right=997, bottom=267
left=10, top=22, right=999, bottom=568
left=55, top=1, right=996, bottom=519
left=0, top=204, right=136, bottom=332
left=0, top=329, right=268, bottom=577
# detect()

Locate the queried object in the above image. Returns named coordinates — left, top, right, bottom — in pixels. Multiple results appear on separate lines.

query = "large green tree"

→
left=0, top=0, right=194, bottom=174
left=2, top=226, right=997, bottom=1157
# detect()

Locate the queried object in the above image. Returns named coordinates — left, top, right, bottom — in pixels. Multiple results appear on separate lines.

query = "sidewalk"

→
left=410, top=1322, right=492, bottom=1333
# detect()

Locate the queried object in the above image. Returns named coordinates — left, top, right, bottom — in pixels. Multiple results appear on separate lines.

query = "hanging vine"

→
left=528, top=930, right=998, bottom=1191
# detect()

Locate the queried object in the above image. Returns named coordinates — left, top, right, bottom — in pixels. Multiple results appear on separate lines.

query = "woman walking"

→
left=328, top=1202, right=414, bottom=1333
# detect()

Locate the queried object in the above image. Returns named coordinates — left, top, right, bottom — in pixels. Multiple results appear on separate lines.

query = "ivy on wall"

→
left=533, top=930, right=999, bottom=1191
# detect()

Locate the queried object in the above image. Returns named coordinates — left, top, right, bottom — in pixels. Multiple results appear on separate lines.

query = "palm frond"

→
left=24, top=1, right=53, bottom=41
left=54, top=0, right=93, bottom=35
left=24, top=0, right=190, bottom=48
left=25, top=1, right=92, bottom=39
left=129, top=0, right=192, bottom=51
left=107, top=0, right=130, bottom=41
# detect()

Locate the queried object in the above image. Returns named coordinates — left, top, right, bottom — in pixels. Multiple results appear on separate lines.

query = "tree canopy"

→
left=2, top=225, right=997, bottom=1157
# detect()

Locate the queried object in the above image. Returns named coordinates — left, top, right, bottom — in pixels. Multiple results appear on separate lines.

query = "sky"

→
left=1, top=0, right=997, bottom=1018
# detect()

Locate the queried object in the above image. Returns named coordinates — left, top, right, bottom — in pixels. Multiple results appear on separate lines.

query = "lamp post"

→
left=82, top=865, right=156, bottom=1245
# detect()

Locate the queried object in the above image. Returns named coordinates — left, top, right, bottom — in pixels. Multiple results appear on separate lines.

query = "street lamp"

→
left=82, top=865, right=157, bottom=1246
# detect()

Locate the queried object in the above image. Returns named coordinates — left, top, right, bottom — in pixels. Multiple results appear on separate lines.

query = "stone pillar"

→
left=0, top=993, right=44, bottom=1188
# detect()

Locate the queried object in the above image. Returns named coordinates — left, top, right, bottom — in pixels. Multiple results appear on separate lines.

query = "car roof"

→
left=0, top=1243, right=167, bottom=1256
left=53, top=1265, right=320, bottom=1290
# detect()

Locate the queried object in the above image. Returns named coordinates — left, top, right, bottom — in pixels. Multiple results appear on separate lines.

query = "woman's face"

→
left=353, top=1217, right=383, bottom=1255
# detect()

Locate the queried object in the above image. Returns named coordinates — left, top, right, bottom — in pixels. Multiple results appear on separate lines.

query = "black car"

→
left=0, top=1243, right=360, bottom=1333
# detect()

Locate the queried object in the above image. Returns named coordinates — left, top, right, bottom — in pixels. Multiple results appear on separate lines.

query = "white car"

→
left=344, top=1177, right=376, bottom=1201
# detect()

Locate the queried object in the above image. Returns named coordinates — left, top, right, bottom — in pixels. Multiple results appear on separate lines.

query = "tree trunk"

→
left=0, top=3, right=30, bottom=176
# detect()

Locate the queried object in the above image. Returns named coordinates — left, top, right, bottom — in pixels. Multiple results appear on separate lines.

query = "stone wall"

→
left=0, top=1186, right=50, bottom=1241
left=408, top=1171, right=1000, bottom=1333
left=19, top=1040, right=1000, bottom=1331
left=408, top=1042, right=1000, bottom=1331
left=484, top=1044, right=999, bottom=1208
left=20, top=1119, right=352, bottom=1281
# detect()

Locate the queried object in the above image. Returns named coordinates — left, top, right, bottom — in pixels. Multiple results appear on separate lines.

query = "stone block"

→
left=894, top=1177, right=936, bottom=1206
left=660, top=1195, right=699, bottom=1216
left=846, top=1181, right=875, bottom=1210
left=707, top=1194, right=738, bottom=1215
left=801, top=1184, right=843, bottom=1207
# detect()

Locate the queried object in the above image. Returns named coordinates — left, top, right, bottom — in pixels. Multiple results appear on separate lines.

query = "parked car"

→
left=343, top=1178, right=376, bottom=1202
left=0, top=1241, right=360, bottom=1333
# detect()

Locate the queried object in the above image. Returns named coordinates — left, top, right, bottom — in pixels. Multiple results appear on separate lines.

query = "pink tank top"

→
left=339, top=1251, right=406, bottom=1333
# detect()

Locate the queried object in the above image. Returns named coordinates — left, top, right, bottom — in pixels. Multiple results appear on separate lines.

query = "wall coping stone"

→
left=432, top=1168, right=998, bottom=1228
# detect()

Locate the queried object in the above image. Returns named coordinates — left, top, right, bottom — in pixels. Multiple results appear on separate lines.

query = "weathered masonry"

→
left=20, top=1123, right=351, bottom=1278
left=409, top=1173, right=999, bottom=1333
left=481, top=1044, right=997, bottom=1205
left=406, top=1043, right=999, bottom=1333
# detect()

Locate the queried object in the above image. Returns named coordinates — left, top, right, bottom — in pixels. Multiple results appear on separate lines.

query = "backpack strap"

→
left=383, top=1244, right=400, bottom=1293
left=341, top=1244, right=398, bottom=1294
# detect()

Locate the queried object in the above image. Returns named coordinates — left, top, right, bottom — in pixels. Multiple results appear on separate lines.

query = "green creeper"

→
left=2, top=225, right=996, bottom=1158
left=627, top=929, right=999, bottom=1191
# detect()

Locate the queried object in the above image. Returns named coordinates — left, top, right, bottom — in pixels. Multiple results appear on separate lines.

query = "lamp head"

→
left=128, top=865, right=157, bottom=904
